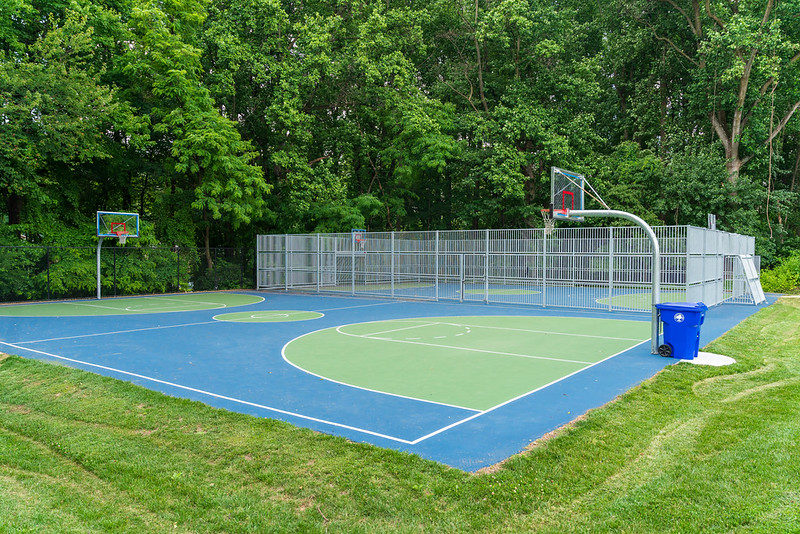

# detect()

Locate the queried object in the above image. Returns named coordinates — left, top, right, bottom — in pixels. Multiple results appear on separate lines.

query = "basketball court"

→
left=0, top=170, right=773, bottom=470
left=0, top=290, right=773, bottom=471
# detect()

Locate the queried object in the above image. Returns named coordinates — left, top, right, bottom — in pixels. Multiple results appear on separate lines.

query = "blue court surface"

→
left=0, top=291, right=776, bottom=471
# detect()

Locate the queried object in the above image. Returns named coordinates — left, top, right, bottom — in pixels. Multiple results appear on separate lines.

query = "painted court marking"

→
left=13, top=321, right=220, bottom=345
left=213, top=310, right=324, bottom=323
left=0, top=293, right=265, bottom=317
left=0, top=340, right=415, bottom=444
left=5, top=334, right=645, bottom=447
left=280, top=334, right=483, bottom=412
left=314, top=301, right=401, bottom=312
left=411, top=339, right=650, bottom=442
left=2, top=302, right=653, bottom=448
left=284, top=315, right=653, bottom=412
left=360, top=319, right=646, bottom=342
left=334, top=326, right=596, bottom=365
left=72, top=297, right=227, bottom=313
left=278, top=327, right=651, bottom=443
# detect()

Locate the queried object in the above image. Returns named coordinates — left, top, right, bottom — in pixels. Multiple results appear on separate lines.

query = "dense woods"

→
left=2, top=0, right=799, bottom=266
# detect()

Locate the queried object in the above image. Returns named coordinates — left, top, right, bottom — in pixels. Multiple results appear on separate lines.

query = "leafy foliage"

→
left=0, top=0, right=798, bottom=262
left=760, top=252, right=800, bottom=293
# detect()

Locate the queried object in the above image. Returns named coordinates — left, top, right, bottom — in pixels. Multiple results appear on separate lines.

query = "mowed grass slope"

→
left=1, top=299, right=799, bottom=532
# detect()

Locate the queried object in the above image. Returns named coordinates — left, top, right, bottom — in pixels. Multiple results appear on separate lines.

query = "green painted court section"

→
left=214, top=310, right=323, bottom=322
left=595, top=290, right=742, bottom=310
left=283, top=316, right=650, bottom=411
left=0, top=293, right=264, bottom=316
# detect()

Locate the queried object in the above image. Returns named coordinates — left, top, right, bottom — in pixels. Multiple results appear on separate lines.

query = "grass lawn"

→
left=1, top=299, right=799, bottom=532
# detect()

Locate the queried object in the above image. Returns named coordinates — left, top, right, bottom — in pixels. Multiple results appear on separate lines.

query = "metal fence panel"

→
left=256, top=225, right=759, bottom=312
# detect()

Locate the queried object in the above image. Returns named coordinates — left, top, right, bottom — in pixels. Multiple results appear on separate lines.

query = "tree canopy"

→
left=2, top=0, right=798, bottom=264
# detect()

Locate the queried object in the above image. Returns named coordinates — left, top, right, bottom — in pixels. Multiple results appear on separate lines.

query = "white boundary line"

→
left=281, top=314, right=648, bottom=408
left=410, top=338, right=651, bottom=443
left=361, top=322, right=440, bottom=337
left=314, top=302, right=400, bottom=312
left=13, top=321, right=219, bottom=345
left=139, top=295, right=236, bottom=307
left=70, top=300, right=222, bottom=312
left=425, top=320, right=646, bottom=341
left=280, top=320, right=650, bottom=444
left=359, top=318, right=646, bottom=342
left=335, top=325, right=597, bottom=365
left=66, top=302, right=145, bottom=312
left=0, top=293, right=266, bottom=317
left=0, top=340, right=417, bottom=445
left=281, top=331, right=482, bottom=413
left=71, top=297, right=225, bottom=313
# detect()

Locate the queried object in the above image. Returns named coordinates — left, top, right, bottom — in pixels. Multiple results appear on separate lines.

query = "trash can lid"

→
left=655, top=301, right=708, bottom=312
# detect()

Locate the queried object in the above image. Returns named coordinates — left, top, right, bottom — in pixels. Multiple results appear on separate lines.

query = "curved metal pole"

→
left=570, top=210, right=661, bottom=354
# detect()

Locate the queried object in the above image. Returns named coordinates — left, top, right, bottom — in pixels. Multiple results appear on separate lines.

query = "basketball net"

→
left=541, top=209, right=555, bottom=236
left=115, top=231, right=128, bottom=245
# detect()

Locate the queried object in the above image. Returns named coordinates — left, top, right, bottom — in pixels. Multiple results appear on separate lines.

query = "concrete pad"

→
left=679, top=351, right=736, bottom=367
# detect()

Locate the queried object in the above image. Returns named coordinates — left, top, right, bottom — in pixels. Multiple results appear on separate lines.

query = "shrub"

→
left=760, top=252, right=800, bottom=293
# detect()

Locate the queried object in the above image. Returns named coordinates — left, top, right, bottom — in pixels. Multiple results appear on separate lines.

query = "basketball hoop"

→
left=110, top=221, right=128, bottom=245
left=351, top=228, right=367, bottom=251
left=541, top=209, right=555, bottom=235
left=541, top=207, right=572, bottom=235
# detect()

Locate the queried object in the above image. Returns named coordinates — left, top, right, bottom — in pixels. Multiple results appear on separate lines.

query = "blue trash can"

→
left=655, top=302, right=708, bottom=359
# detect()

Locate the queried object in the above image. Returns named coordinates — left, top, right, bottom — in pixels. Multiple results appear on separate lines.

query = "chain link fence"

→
left=0, top=246, right=255, bottom=303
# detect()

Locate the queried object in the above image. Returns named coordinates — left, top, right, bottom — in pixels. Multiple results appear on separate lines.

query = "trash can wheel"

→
left=658, top=344, right=673, bottom=358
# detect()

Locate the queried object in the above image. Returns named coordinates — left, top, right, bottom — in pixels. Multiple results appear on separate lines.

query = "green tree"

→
left=0, top=13, right=123, bottom=228
left=621, top=0, right=800, bottom=181
left=126, top=0, right=270, bottom=265
left=419, top=0, right=605, bottom=227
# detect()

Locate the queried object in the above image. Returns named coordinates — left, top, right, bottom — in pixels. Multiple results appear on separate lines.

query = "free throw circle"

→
left=213, top=310, right=323, bottom=323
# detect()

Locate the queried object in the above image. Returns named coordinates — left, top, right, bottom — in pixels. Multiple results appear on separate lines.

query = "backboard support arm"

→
left=570, top=210, right=661, bottom=354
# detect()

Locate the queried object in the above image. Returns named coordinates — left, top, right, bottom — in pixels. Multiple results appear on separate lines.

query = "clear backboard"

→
left=96, top=211, right=140, bottom=299
left=97, top=211, right=140, bottom=241
left=550, top=167, right=585, bottom=220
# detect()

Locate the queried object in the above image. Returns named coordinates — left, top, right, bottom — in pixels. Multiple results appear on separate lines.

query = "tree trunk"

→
left=616, top=65, right=629, bottom=142
left=203, top=208, right=213, bottom=270
left=725, top=154, right=743, bottom=183
left=644, top=0, right=798, bottom=184
left=710, top=110, right=746, bottom=184
left=521, top=162, right=538, bottom=227
left=472, top=0, right=489, bottom=113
